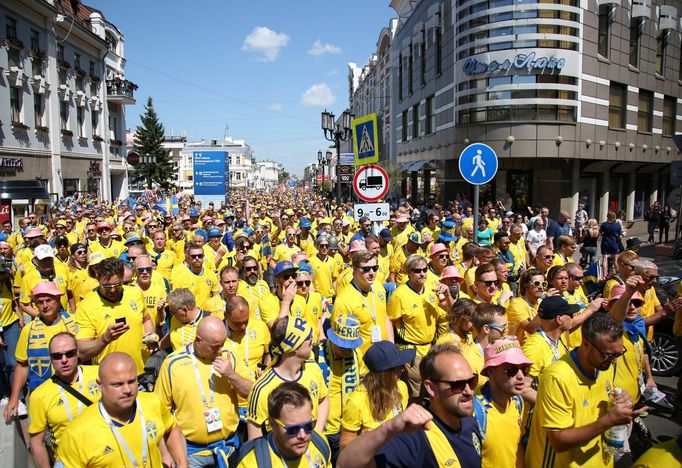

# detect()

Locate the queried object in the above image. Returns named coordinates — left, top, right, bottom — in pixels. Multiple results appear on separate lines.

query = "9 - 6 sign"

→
left=353, top=203, right=390, bottom=222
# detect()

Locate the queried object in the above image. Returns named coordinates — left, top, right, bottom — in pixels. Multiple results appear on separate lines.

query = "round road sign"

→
left=353, top=164, right=389, bottom=202
left=458, top=143, right=498, bottom=185
left=126, top=151, right=140, bottom=166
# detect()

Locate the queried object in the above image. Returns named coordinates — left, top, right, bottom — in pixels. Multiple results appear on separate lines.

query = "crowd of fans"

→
left=0, top=187, right=679, bottom=467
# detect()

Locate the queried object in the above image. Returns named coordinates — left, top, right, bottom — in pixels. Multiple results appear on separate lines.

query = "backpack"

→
left=236, top=432, right=330, bottom=467
left=473, top=387, right=523, bottom=439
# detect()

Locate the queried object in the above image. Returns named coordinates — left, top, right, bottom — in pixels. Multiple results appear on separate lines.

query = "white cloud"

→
left=308, top=39, right=342, bottom=57
left=242, top=26, right=290, bottom=62
left=269, top=102, right=284, bottom=112
left=300, top=83, right=336, bottom=108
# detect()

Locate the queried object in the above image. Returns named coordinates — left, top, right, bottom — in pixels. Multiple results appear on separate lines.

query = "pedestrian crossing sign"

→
left=352, top=113, right=379, bottom=165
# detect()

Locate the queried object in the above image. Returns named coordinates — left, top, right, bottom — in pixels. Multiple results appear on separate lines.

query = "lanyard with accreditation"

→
left=99, top=400, right=148, bottom=468
left=51, top=367, right=93, bottom=422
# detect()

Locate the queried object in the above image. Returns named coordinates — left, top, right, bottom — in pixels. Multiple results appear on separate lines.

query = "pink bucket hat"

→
left=440, top=266, right=464, bottom=283
left=609, top=284, right=644, bottom=303
left=348, top=240, right=366, bottom=253
left=24, top=228, right=44, bottom=238
left=481, top=337, right=532, bottom=376
left=429, top=243, right=448, bottom=257
left=31, top=281, right=64, bottom=298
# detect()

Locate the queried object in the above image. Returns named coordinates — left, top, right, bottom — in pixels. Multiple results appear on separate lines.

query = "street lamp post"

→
left=321, top=109, right=353, bottom=206
left=317, top=150, right=333, bottom=199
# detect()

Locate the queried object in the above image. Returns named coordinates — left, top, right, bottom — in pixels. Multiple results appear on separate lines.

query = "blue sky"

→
left=87, top=0, right=396, bottom=176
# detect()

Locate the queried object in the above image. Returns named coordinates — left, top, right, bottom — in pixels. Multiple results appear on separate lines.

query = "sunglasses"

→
left=280, top=272, right=297, bottom=281
left=480, top=279, right=499, bottom=287
left=541, top=255, right=554, bottom=259
left=318, top=244, right=329, bottom=249
left=438, top=254, right=449, bottom=259
left=296, top=280, right=311, bottom=287
left=101, top=282, right=122, bottom=289
left=239, top=246, right=251, bottom=251
left=629, top=299, right=644, bottom=308
left=243, top=265, right=258, bottom=272
left=189, top=254, right=204, bottom=259
left=75, top=250, right=86, bottom=255
left=50, top=349, right=78, bottom=360
left=148, top=224, right=158, bottom=228
left=411, top=267, right=428, bottom=274
left=358, top=265, right=379, bottom=273
left=588, top=340, right=626, bottom=361
left=486, top=322, right=508, bottom=333
left=644, top=275, right=660, bottom=283
left=431, top=374, right=479, bottom=394
left=99, top=228, right=111, bottom=233
left=137, top=267, right=153, bottom=274
left=569, top=275, right=584, bottom=281
left=531, top=280, right=548, bottom=288
left=274, top=418, right=317, bottom=437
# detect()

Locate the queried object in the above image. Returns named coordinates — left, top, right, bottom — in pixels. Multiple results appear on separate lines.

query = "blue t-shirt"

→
left=545, top=219, right=561, bottom=250
left=475, top=228, right=494, bottom=246
left=375, top=415, right=482, bottom=468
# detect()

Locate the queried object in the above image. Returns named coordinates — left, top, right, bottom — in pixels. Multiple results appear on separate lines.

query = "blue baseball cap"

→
left=195, top=229, right=208, bottom=242
left=299, top=217, right=312, bottom=229
left=363, top=341, right=415, bottom=372
left=274, top=260, right=298, bottom=277
left=207, top=227, right=222, bottom=238
left=243, top=227, right=254, bottom=236
left=225, top=212, right=235, bottom=219
left=124, top=236, right=143, bottom=246
left=189, top=209, right=199, bottom=217
left=408, top=232, right=425, bottom=244
left=379, top=228, right=393, bottom=241
left=297, top=260, right=313, bottom=274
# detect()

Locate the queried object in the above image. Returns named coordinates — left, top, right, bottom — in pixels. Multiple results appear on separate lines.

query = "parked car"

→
left=651, top=260, right=682, bottom=376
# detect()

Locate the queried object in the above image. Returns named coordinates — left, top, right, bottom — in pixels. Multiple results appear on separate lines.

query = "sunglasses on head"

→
left=359, top=265, right=379, bottom=273
left=296, top=280, right=311, bottom=287
left=274, top=418, right=317, bottom=437
left=50, top=349, right=78, bottom=360
left=431, top=374, right=478, bottom=394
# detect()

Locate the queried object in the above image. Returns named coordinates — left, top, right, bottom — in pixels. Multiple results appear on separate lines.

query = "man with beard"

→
left=336, top=343, right=482, bottom=468
left=259, top=261, right=299, bottom=327
left=476, top=338, right=532, bottom=468
left=436, top=297, right=475, bottom=348
left=237, top=256, right=270, bottom=321
left=171, top=242, right=220, bottom=310
left=350, top=216, right=373, bottom=243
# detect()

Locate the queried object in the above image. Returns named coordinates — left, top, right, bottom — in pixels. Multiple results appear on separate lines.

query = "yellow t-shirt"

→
left=28, top=365, right=100, bottom=446
left=170, top=263, right=220, bottom=309
left=259, top=291, right=284, bottom=325
left=476, top=389, right=524, bottom=468
left=387, top=284, right=442, bottom=357
left=151, top=249, right=178, bottom=281
left=522, top=330, right=570, bottom=380
left=342, top=380, right=408, bottom=432
left=435, top=329, right=473, bottom=349
left=273, top=243, right=300, bottom=264
left=75, top=286, right=147, bottom=374
left=136, top=281, right=168, bottom=328
left=462, top=341, right=487, bottom=390
left=20, top=263, right=71, bottom=311
left=389, top=246, right=409, bottom=284
left=615, top=331, right=646, bottom=404
left=309, top=255, right=341, bottom=298
left=225, top=320, right=271, bottom=407
left=155, top=346, right=246, bottom=447
left=632, top=437, right=682, bottom=468
left=237, top=280, right=270, bottom=321
left=640, top=287, right=660, bottom=341
left=87, top=239, right=125, bottom=259
left=333, top=282, right=389, bottom=356
left=0, top=280, right=17, bottom=328
left=55, top=392, right=174, bottom=468
left=509, top=240, right=528, bottom=271
left=564, top=289, right=589, bottom=347
left=290, top=292, right=324, bottom=342
left=236, top=430, right=331, bottom=468
left=168, top=310, right=209, bottom=351
left=507, top=297, right=539, bottom=344
left=603, top=277, right=624, bottom=302
left=334, top=267, right=354, bottom=296
left=246, top=361, right=328, bottom=428
left=390, top=225, right=415, bottom=250
left=525, top=350, right=615, bottom=468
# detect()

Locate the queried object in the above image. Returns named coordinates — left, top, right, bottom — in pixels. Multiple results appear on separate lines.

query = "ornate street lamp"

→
left=321, top=109, right=354, bottom=206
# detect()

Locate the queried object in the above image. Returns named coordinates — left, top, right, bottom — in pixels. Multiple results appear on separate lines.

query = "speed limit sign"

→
left=353, top=203, right=390, bottom=222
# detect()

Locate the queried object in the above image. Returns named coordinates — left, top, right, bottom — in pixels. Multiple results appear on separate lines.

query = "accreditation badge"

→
left=371, top=325, right=382, bottom=343
left=204, top=407, right=223, bottom=433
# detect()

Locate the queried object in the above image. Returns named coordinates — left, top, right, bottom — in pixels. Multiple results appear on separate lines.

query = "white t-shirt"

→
left=526, top=229, right=547, bottom=253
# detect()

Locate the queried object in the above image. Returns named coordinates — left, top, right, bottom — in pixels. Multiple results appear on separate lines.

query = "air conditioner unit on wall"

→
left=658, top=5, right=677, bottom=30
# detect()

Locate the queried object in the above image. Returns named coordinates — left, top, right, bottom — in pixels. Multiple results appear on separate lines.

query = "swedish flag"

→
left=583, top=262, right=603, bottom=297
left=153, top=197, right=179, bottom=216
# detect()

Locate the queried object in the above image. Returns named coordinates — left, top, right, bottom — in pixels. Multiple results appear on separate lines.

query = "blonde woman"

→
left=340, top=341, right=412, bottom=449
left=580, top=219, right=599, bottom=266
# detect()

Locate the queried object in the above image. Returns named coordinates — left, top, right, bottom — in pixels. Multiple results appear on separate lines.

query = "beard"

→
left=247, top=274, right=258, bottom=286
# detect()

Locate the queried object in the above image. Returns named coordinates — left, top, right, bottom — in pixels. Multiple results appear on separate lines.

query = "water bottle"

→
left=604, top=388, right=628, bottom=459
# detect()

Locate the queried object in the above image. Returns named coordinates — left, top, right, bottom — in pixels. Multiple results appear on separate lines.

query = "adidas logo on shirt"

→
left=102, top=446, right=113, bottom=455
left=55, top=399, right=64, bottom=406
left=104, top=314, right=112, bottom=320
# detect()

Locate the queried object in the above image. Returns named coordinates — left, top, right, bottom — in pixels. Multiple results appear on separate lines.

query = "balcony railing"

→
left=105, top=78, right=137, bottom=105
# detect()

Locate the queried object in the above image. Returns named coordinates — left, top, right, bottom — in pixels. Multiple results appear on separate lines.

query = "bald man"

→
left=55, top=352, right=187, bottom=468
left=156, top=317, right=252, bottom=466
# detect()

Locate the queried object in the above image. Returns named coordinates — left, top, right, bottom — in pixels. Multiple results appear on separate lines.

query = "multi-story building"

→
left=254, top=160, right=283, bottom=188
left=180, top=137, right=254, bottom=190
left=161, top=134, right=189, bottom=189
left=349, top=0, right=682, bottom=219
left=0, top=0, right=135, bottom=220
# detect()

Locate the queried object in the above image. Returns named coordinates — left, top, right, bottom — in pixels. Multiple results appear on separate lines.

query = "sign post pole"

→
left=458, top=143, right=498, bottom=236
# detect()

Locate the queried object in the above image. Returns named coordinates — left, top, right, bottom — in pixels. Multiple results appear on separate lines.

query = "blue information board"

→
left=194, top=151, right=229, bottom=195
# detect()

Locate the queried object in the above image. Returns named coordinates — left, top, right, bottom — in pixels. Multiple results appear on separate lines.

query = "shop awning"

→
left=0, top=180, right=51, bottom=200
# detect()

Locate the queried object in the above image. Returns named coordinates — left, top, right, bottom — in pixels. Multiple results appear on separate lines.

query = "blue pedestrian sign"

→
left=352, top=113, right=379, bottom=165
left=458, top=143, right=498, bottom=185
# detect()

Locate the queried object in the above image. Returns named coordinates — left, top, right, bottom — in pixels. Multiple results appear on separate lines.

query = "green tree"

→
left=278, top=171, right=290, bottom=183
left=131, top=97, right=177, bottom=190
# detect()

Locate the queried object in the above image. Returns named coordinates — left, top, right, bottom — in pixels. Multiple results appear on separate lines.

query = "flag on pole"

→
left=583, top=261, right=603, bottom=297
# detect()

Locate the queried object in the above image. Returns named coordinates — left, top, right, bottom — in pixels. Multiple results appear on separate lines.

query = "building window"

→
left=74, top=53, right=81, bottom=71
left=402, top=110, right=408, bottom=141
left=6, top=17, right=17, bottom=39
left=398, top=53, right=403, bottom=101
left=89, top=60, right=96, bottom=76
left=57, top=45, right=64, bottom=62
left=8, top=48, right=21, bottom=68
left=412, top=103, right=420, bottom=138
left=34, top=94, right=44, bottom=127
left=425, top=96, right=434, bottom=134
left=76, top=76, right=84, bottom=92
left=597, top=4, right=610, bottom=58
left=408, top=43, right=414, bottom=95
left=435, top=26, right=442, bottom=75
left=92, top=110, right=99, bottom=134
left=420, top=35, right=426, bottom=86
left=58, top=69, right=67, bottom=86
left=608, top=82, right=627, bottom=129
left=30, top=29, right=39, bottom=50
left=637, top=90, right=653, bottom=132
left=629, top=18, right=641, bottom=68
left=656, top=32, right=667, bottom=75
left=60, top=101, right=69, bottom=130
left=663, top=96, right=676, bottom=136
left=77, top=106, right=86, bottom=137
left=10, top=87, right=22, bottom=123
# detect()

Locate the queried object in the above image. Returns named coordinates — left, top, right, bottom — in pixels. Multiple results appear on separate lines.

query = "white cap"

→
left=34, top=244, right=54, bottom=260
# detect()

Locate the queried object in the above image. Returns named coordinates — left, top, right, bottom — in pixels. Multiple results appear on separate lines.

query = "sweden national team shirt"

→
left=55, top=392, right=174, bottom=468
left=333, top=282, right=389, bottom=356
left=341, top=381, right=408, bottom=432
left=236, top=430, right=331, bottom=468
left=387, top=284, right=442, bottom=357
left=170, top=262, right=220, bottom=309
